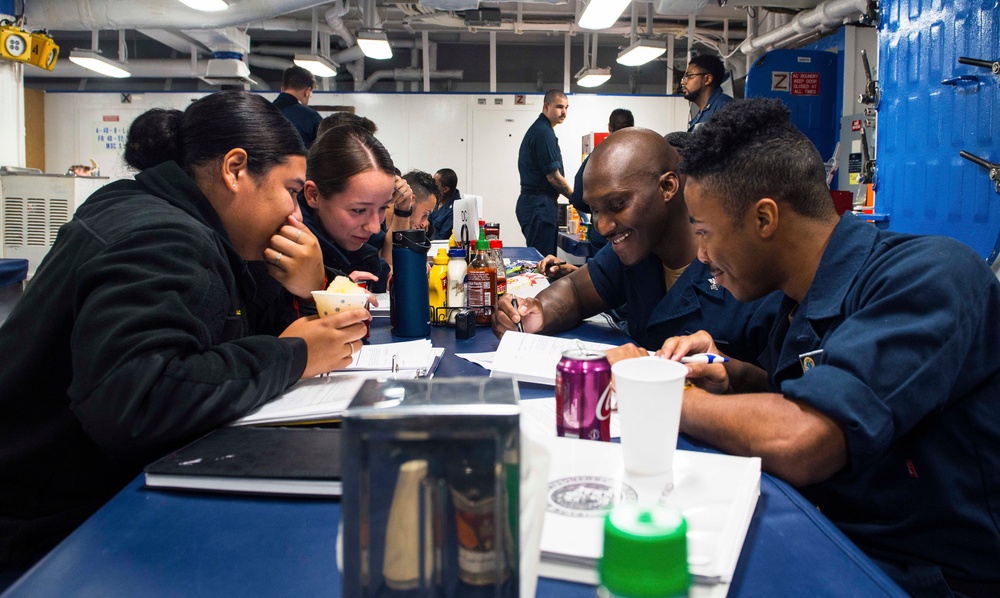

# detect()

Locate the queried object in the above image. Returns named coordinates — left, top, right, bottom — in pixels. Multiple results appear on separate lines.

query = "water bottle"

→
left=391, top=229, right=431, bottom=337
left=598, top=504, right=689, bottom=597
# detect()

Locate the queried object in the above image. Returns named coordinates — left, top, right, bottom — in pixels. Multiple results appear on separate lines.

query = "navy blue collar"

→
left=689, top=87, right=727, bottom=127
left=799, top=213, right=879, bottom=321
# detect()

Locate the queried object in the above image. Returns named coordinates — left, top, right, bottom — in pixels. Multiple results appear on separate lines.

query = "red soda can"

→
left=555, top=349, right=612, bottom=441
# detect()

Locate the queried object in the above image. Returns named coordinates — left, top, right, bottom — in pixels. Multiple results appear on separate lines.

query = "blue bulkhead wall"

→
left=876, top=0, right=1000, bottom=263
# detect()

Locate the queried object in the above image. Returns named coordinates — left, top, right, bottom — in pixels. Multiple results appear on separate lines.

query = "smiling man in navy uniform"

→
left=494, top=127, right=777, bottom=366
left=667, top=98, right=1000, bottom=597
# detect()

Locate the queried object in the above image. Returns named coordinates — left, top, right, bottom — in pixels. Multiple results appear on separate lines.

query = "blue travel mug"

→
left=390, top=229, right=432, bottom=337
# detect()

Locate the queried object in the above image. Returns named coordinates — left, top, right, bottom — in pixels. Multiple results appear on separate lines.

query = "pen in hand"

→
left=680, top=353, right=728, bottom=364
left=510, top=298, right=524, bottom=333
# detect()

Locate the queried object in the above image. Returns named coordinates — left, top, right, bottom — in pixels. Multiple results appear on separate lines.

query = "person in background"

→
left=316, top=111, right=377, bottom=140
left=494, top=127, right=777, bottom=366
left=315, top=113, right=415, bottom=271
left=299, top=124, right=399, bottom=293
left=273, top=65, right=323, bottom=148
left=429, top=168, right=459, bottom=241
left=682, top=54, right=733, bottom=132
left=403, top=170, right=440, bottom=235
left=666, top=98, right=1000, bottom=597
left=0, top=91, right=367, bottom=578
left=570, top=108, right=635, bottom=254
left=516, top=89, right=573, bottom=256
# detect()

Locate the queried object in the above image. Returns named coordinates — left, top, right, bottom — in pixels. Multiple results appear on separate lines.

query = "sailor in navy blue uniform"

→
left=672, top=98, right=1000, bottom=598
left=495, top=127, right=777, bottom=367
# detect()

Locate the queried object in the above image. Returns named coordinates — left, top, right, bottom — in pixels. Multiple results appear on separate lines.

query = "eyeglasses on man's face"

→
left=681, top=72, right=709, bottom=81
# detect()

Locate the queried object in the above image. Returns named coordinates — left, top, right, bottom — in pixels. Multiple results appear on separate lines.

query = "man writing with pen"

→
left=492, top=127, right=778, bottom=365
left=658, top=99, right=1000, bottom=597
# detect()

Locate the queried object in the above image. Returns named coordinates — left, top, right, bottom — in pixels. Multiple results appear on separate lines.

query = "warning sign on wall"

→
left=771, top=72, right=789, bottom=92
left=770, top=71, right=821, bottom=95
left=791, top=72, right=820, bottom=95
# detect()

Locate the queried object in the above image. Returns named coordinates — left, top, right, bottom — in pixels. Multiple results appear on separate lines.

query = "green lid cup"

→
left=598, top=504, right=689, bottom=597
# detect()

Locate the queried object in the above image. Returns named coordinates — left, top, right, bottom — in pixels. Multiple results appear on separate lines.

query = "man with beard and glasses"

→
left=682, top=54, right=733, bottom=132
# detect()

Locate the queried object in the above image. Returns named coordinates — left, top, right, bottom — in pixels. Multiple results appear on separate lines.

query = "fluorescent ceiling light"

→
left=176, top=0, right=229, bottom=11
left=294, top=54, right=339, bottom=78
left=68, top=50, right=131, bottom=78
left=578, top=0, right=631, bottom=30
left=575, top=67, right=611, bottom=88
left=357, top=30, right=393, bottom=60
left=616, top=39, right=666, bottom=66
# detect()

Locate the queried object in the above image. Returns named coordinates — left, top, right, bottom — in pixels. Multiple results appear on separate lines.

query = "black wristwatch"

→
left=393, top=206, right=413, bottom=217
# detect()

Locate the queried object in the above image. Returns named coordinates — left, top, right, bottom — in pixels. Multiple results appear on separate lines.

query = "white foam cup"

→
left=611, top=356, right=688, bottom=477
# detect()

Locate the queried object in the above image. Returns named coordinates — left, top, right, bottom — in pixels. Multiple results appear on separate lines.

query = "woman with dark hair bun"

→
left=299, top=124, right=405, bottom=293
left=0, top=91, right=369, bottom=574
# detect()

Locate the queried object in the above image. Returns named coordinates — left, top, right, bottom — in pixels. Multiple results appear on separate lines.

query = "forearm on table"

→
left=725, top=360, right=769, bottom=393
left=680, top=387, right=848, bottom=487
left=536, top=272, right=606, bottom=335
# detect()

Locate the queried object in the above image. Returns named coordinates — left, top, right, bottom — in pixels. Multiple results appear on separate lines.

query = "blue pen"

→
left=680, top=353, right=728, bottom=364
left=510, top=297, right=524, bottom=333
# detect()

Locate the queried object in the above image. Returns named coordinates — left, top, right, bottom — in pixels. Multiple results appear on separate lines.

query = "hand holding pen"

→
left=680, top=353, right=728, bottom=364
left=536, top=254, right=577, bottom=280
left=510, top=298, right=524, bottom=332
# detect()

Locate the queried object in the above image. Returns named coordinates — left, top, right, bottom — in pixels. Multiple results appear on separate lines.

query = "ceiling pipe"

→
left=739, top=0, right=868, bottom=56
left=25, top=0, right=333, bottom=31
left=356, top=68, right=463, bottom=92
left=324, top=0, right=355, bottom=47
left=248, top=55, right=294, bottom=70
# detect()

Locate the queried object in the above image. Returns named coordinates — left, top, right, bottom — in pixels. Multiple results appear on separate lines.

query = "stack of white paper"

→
left=346, top=339, right=439, bottom=374
left=490, top=331, right=616, bottom=385
left=232, top=341, right=444, bottom=426
left=535, top=436, right=760, bottom=590
left=233, top=376, right=366, bottom=426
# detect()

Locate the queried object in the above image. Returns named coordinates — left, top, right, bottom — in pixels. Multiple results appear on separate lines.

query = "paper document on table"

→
left=454, top=351, right=495, bottom=370
left=519, top=397, right=620, bottom=439
left=348, top=340, right=439, bottom=373
left=233, top=376, right=366, bottom=426
left=368, top=292, right=390, bottom=315
left=535, top=436, right=760, bottom=587
left=490, top=331, right=616, bottom=385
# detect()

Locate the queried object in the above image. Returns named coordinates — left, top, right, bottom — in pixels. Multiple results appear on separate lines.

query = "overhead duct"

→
left=325, top=0, right=355, bottom=47
left=739, top=0, right=869, bottom=56
left=24, top=0, right=333, bottom=31
left=356, top=67, right=463, bottom=92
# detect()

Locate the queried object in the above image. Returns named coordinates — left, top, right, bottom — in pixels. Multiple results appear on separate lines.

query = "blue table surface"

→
left=557, top=232, right=594, bottom=259
left=3, top=250, right=905, bottom=597
left=0, top=259, right=28, bottom=287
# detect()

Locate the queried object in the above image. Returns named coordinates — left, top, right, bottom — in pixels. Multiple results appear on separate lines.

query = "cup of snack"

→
left=311, top=276, right=371, bottom=318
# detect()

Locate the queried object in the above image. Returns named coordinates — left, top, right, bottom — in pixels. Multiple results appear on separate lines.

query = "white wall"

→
left=1, top=62, right=26, bottom=168
left=44, top=91, right=689, bottom=246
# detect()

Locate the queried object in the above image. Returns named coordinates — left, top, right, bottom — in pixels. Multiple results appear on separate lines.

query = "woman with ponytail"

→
left=0, top=91, right=368, bottom=575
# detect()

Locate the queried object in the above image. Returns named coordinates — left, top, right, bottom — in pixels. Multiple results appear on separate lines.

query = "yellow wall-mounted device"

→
left=0, top=25, right=32, bottom=63
left=29, top=32, right=59, bottom=70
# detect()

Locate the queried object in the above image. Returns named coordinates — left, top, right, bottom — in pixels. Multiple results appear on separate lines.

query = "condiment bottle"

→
left=429, top=248, right=449, bottom=324
left=447, top=248, right=467, bottom=324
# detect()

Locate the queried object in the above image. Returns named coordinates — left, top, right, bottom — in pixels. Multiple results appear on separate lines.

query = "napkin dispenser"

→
left=342, top=377, right=520, bottom=597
